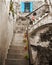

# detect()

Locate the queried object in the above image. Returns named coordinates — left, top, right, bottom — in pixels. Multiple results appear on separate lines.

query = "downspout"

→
left=48, top=0, right=52, bottom=14
left=46, top=0, right=52, bottom=14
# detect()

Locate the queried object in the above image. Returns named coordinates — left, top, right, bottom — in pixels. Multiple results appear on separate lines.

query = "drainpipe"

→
left=46, top=0, right=52, bottom=14
left=44, top=0, right=49, bottom=12
left=48, top=0, right=52, bottom=14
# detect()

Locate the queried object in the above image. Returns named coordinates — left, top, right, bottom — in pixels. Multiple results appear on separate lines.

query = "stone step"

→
left=9, top=48, right=25, bottom=51
left=12, top=43, right=26, bottom=46
left=0, top=55, right=1, bottom=58
left=0, top=58, right=3, bottom=65
left=0, top=53, right=2, bottom=58
left=5, top=59, right=29, bottom=65
left=8, top=49, right=25, bottom=54
left=7, top=54, right=24, bottom=59
left=0, top=61, right=2, bottom=65
left=8, top=52, right=24, bottom=55
left=10, top=45, right=24, bottom=50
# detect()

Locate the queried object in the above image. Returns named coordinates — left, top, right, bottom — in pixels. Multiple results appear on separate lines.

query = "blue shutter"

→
left=30, top=2, right=33, bottom=12
left=21, top=2, right=24, bottom=12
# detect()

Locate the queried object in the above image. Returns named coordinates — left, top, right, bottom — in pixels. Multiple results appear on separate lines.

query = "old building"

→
left=0, top=0, right=52, bottom=65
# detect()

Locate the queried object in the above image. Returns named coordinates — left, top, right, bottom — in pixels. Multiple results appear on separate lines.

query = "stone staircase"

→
left=5, top=45, right=29, bottom=65
left=5, top=17, right=30, bottom=65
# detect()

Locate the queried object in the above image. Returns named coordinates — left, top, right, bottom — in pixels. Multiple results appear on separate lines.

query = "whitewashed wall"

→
left=0, top=0, right=8, bottom=64
left=0, top=0, right=13, bottom=65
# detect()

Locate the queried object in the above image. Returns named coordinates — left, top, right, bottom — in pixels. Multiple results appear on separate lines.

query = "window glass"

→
left=24, top=2, right=30, bottom=12
left=21, top=2, right=33, bottom=13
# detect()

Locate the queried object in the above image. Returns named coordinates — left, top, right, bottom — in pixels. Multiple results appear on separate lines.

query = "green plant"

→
left=24, top=53, right=29, bottom=60
left=9, top=0, right=14, bottom=18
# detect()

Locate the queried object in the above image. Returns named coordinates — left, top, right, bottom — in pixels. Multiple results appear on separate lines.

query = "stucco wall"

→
left=0, top=0, right=13, bottom=65
left=0, top=1, right=8, bottom=64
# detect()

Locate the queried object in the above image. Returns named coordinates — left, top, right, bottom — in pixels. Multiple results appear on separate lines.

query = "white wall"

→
left=0, top=0, right=8, bottom=64
left=0, top=0, right=13, bottom=65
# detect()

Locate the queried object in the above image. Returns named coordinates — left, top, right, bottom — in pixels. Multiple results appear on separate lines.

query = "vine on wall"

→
left=9, top=0, right=14, bottom=18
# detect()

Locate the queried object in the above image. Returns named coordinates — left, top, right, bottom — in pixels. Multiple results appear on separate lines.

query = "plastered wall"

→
left=0, top=0, right=13, bottom=65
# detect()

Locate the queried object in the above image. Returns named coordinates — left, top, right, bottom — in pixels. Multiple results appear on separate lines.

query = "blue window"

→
left=21, top=2, right=33, bottom=13
left=30, top=2, right=33, bottom=12
left=21, top=2, right=25, bottom=12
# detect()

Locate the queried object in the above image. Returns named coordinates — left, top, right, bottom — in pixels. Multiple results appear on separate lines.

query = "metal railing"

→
left=25, top=4, right=50, bottom=65
left=26, top=25, right=33, bottom=65
left=29, top=13, right=49, bottom=32
left=25, top=4, right=50, bottom=33
left=25, top=4, right=51, bottom=17
left=25, top=4, right=45, bottom=17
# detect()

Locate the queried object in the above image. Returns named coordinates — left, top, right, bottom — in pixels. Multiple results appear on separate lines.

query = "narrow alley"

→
left=0, top=0, right=52, bottom=65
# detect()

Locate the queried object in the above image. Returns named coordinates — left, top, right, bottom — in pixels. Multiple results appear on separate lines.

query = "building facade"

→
left=13, top=0, right=44, bottom=17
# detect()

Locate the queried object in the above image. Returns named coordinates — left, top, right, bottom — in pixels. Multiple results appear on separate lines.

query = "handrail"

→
left=25, top=4, right=49, bottom=64
left=29, top=13, right=49, bottom=32
left=25, top=3, right=51, bottom=65
left=26, top=25, right=33, bottom=65
left=25, top=4, right=51, bottom=17
left=25, top=4, right=45, bottom=17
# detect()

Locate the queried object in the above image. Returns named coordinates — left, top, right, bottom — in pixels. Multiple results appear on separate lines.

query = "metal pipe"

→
left=26, top=19, right=33, bottom=65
